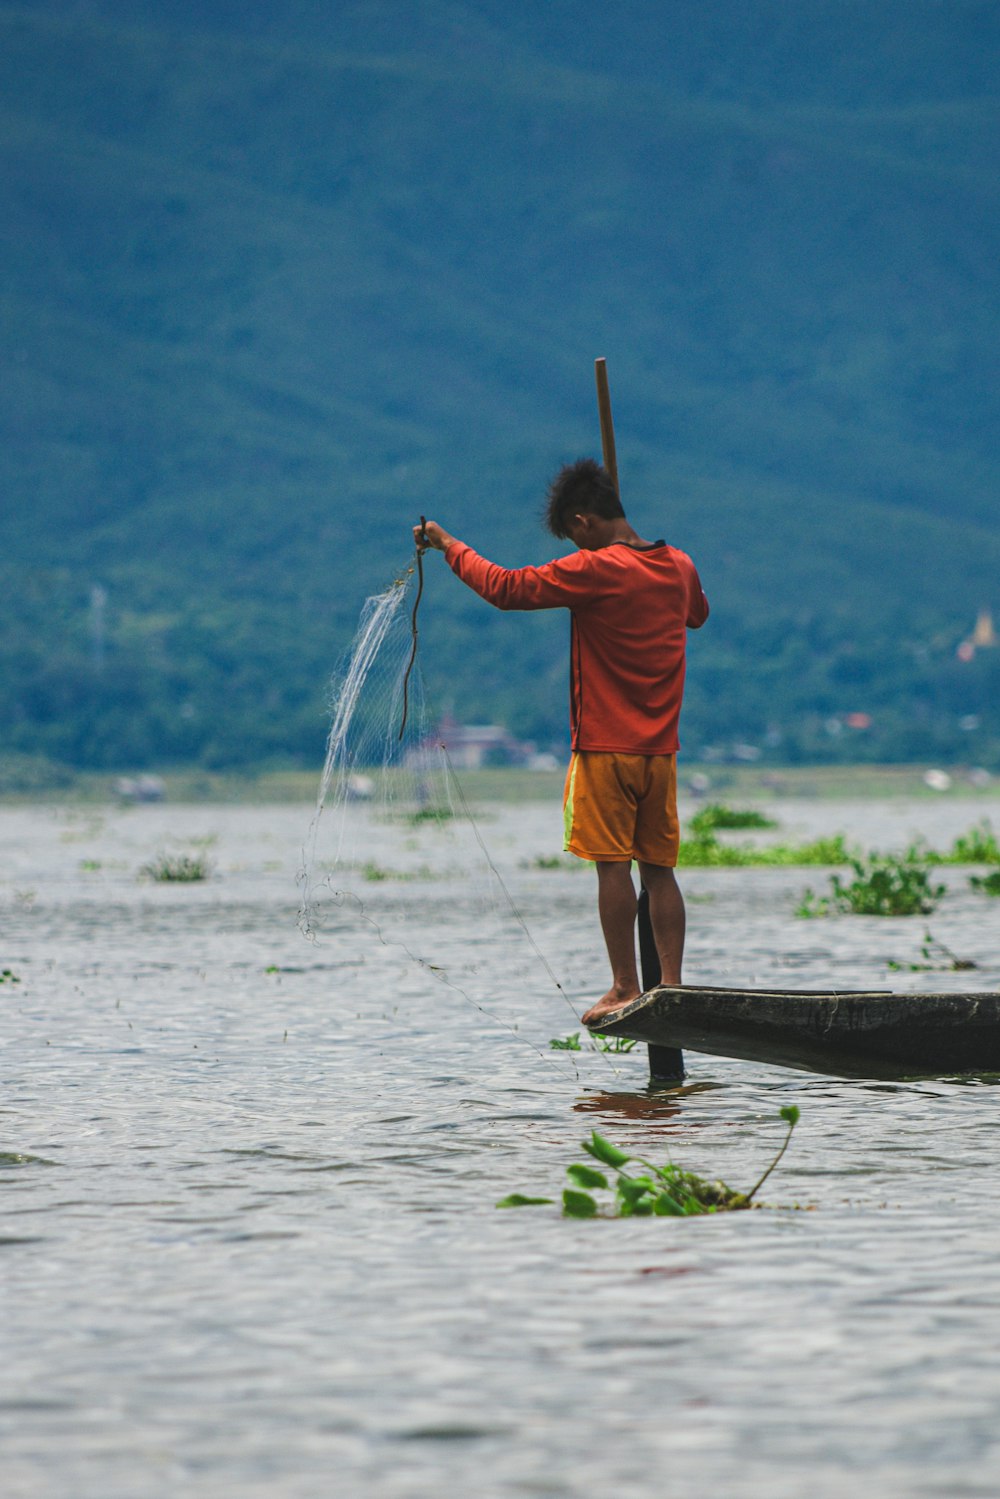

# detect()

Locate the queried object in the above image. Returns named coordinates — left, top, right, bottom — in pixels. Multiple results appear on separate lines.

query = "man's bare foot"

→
left=582, top=987, right=641, bottom=1027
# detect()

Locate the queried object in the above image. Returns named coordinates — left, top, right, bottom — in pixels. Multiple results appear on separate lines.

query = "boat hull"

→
left=589, top=985, right=1000, bottom=1079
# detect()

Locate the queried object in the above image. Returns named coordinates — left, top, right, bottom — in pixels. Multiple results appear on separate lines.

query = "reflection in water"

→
left=573, top=1079, right=724, bottom=1123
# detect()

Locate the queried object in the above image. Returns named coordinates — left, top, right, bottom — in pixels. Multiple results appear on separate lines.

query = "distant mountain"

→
left=1, top=1, right=998, bottom=771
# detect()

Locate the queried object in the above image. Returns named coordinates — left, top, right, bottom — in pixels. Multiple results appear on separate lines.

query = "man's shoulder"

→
left=620, top=541, right=699, bottom=570
left=538, top=547, right=599, bottom=574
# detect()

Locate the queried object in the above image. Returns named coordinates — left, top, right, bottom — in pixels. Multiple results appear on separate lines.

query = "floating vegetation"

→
left=361, top=861, right=438, bottom=882
left=140, top=852, right=213, bottom=882
left=1, top=968, right=21, bottom=984
left=689, top=803, right=777, bottom=834
left=679, top=832, right=850, bottom=868
left=549, top=1032, right=639, bottom=1054
left=528, top=854, right=585, bottom=871
left=796, top=850, right=946, bottom=918
left=596, top=1035, right=638, bottom=1054
left=498, top=1107, right=801, bottom=1216
left=405, top=805, right=455, bottom=827
left=887, top=931, right=977, bottom=972
left=970, top=871, right=1000, bottom=896
left=678, top=819, right=1000, bottom=874
left=935, top=821, right=1000, bottom=865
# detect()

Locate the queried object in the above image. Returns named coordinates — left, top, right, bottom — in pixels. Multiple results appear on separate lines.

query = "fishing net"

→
left=297, top=558, right=589, bottom=1061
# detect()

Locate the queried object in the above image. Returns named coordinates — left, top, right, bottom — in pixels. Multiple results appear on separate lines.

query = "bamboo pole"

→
left=594, top=357, right=619, bottom=495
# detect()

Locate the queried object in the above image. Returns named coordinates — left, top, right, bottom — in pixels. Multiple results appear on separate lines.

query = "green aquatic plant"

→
left=498, top=1106, right=801, bottom=1217
left=943, top=821, right=1000, bottom=865
left=797, top=850, right=946, bottom=918
left=679, top=831, right=850, bottom=869
left=766, top=834, right=851, bottom=867
left=689, top=803, right=777, bottom=834
left=794, top=887, right=829, bottom=918
left=970, top=870, right=1000, bottom=896
left=360, top=860, right=438, bottom=882
left=550, top=1032, right=637, bottom=1054
left=595, top=1035, right=638, bottom=1054
left=406, top=805, right=455, bottom=826
left=139, top=852, right=213, bottom=882
left=550, top=1032, right=638, bottom=1054
left=887, top=931, right=977, bottom=972
left=1, top=968, right=21, bottom=984
left=677, top=833, right=752, bottom=867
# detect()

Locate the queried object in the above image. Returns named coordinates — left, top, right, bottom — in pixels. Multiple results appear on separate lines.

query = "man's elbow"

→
left=482, top=584, right=537, bottom=611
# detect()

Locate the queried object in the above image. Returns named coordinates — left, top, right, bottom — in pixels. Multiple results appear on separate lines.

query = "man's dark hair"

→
left=544, top=458, right=624, bottom=538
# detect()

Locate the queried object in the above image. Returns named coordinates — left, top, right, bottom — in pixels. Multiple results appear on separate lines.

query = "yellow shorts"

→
left=563, top=752, right=679, bottom=866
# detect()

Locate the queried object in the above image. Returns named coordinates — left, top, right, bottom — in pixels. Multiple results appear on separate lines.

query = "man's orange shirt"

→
left=445, top=539, right=709, bottom=755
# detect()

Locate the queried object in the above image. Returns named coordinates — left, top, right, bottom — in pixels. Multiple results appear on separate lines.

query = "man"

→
left=415, top=458, right=708, bottom=1026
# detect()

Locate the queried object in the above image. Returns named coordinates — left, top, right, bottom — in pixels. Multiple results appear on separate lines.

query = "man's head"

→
left=544, top=459, right=625, bottom=545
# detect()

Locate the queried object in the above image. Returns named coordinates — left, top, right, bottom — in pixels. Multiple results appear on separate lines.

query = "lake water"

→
left=3, top=793, right=1000, bottom=1498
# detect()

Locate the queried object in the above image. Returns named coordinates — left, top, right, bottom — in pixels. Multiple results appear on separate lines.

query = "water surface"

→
left=3, top=796, right=1000, bottom=1497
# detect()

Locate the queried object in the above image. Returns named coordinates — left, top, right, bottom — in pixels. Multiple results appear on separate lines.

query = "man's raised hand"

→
left=414, top=520, right=455, bottom=553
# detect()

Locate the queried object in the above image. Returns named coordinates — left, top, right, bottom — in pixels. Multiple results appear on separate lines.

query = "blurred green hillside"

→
left=1, top=1, right=998, bottom=773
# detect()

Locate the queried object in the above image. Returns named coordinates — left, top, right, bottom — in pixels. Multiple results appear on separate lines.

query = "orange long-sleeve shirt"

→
left=445, top=539, right=709, bottom=754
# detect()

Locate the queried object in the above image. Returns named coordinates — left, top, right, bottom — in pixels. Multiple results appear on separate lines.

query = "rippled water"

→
left=3, top=795, right=1000, bottom=1498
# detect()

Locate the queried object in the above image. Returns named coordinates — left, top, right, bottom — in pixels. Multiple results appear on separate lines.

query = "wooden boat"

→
left=588, top=984, right=1000, bottom=1080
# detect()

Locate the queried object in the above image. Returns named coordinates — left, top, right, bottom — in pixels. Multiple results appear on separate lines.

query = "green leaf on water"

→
left=619, top=1193, right=655, bottom=1217
left=616, top=1174, right=655, bottom=1205
left=652, top=1191, right=686, bottom=1216
left=780, top=1105, right=801, bottom=1126
left=496, top=1193, right=553, bottom=1209
left=615, top=1176, right=660, bottom=1217
left=562, top=1188, right=598, bottom=1218
left=566, top=1162, right=608, bottom=1191
left=583, top=1131, right=632, bottom=1169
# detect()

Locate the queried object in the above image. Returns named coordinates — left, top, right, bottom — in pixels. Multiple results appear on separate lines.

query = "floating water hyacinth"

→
left=797, top=850, right=946, bottom=917
left=498, top=1107, right=801, bottom=1217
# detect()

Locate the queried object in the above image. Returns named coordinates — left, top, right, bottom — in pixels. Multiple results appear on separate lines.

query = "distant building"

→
left=114, top=774, right=165, bottom=803
left=405, top=714, right=545, bottom=771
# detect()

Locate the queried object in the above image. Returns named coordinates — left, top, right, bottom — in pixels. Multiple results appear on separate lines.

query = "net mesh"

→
left=297, top=563, right=586, bottom=1054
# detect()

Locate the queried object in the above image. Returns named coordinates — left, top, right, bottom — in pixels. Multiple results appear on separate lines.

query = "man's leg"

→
left=581, top=861, right=642, bottom=1025
left=637, top=861, right=685, bottom=986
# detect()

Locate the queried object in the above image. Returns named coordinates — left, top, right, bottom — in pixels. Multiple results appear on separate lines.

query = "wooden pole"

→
left=592, top=357, right=684, bottom=1086
left=594, top=357, right=619, bottom=494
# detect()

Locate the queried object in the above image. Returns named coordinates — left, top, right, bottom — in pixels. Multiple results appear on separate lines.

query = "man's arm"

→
left=415, top=520, right=599, bottom=612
